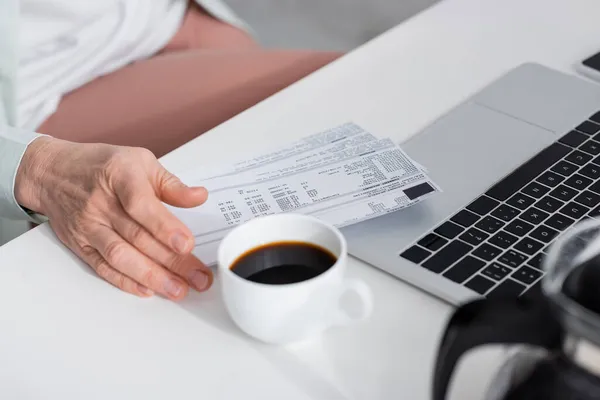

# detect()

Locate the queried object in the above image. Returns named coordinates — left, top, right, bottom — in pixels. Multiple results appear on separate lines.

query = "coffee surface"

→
left=230, top=241, right=337, bottom=285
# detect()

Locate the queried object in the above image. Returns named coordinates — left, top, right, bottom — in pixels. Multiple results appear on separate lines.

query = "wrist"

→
left=14, top=136, right=60, bottom=213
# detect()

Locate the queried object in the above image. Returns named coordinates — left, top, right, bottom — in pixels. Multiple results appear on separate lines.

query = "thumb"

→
left=156, top=168, right=208, bottom=208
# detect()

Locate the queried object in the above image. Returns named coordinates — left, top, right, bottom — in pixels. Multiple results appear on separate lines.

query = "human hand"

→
left=14, top=136, right=212, bottom=300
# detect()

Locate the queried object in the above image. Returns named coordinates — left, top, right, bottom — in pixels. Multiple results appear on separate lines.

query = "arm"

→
left=2, top=1, right=212, bottom=299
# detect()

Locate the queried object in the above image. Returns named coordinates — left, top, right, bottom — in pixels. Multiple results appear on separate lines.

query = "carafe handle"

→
left=432, top=295, right=563, bottom=400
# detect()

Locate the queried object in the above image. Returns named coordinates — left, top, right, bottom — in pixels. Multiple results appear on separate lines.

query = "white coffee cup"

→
left=217, top=213, right=374, bottom=344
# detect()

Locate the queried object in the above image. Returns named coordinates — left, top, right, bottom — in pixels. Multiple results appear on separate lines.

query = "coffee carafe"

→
left=433, top=218, right=600, bottom=400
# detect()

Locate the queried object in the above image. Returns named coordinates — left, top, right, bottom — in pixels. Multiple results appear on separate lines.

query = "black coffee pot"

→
left=433, top=219, right=600, bottom=400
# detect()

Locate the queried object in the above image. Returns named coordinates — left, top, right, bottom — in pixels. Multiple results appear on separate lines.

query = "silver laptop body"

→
left=342, top=62, right=600, bottom=305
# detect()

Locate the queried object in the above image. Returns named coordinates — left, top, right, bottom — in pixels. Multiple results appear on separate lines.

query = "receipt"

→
left=178, top=122, right=373, bottom=183
left=168, top=123, right=441, bottom=266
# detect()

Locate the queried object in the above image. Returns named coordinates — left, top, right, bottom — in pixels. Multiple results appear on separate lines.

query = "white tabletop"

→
left=4, top=0, right=600, bottom=398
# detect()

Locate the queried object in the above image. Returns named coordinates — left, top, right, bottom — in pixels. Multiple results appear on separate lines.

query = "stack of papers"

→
left=167, top=122, right=442, bottom=266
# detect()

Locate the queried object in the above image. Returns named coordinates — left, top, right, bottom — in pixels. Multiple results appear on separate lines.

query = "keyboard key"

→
left=417, top=233, right=448, bottom=251
left=506, top=193, right=535, bottom=210
left=549, top=185, right=578, bottom=202
left=589, top=180, right=600, bottom=195
left=565, top=150, right=593, bottom=166
left=489, top=231, right=519, bottom=249
left=564, top=174, right=593, bottom=191
left=560, top=130, right=588, bottom=147
left=472, top=243, right=503, bottom=261
left=467, top=196, right=500, bottom=215
left=505, top=219, right=534, bottom=236
left=486, top=142, right=570, bottom=201
left=498, top=250, right=528, bottom=268
left=590, top=111, right=600, bottom=124
left=512, top=266, right=543, bottom=285
left=520, top=207, right=549, bottom=225
left=527, top=252, right=544, bottom=270
left=475, top=216, right=505, bottom=234
left=536, top=171, right=564, bottom=187
left=590, top=205, right=600, bottom=218
left=514, top=237, right=544, bottom=255
left=434, top=221, right=464, bottom=239
left=551, top=160, right=579, bottom=177
left=560, top=201, right=590, bottom=220
left=545, top=213, right=575, bottom=231
left=574, top=191, right=600, bottom=208
left=491, top=204, right=520, bottom=222
left=580, top=139, right=600, bottom=155
left=459, top=228, right=489, bottom=246
left=422, top=241, right=472, bottom=273
left=482, top=263, right=512, bottom=281
left=443, top=256, right=485, bottom=283
left=487, top=279, right=526, bottom=298
left=465, top=275, right=495, bottom=295
left=576, top=120, right=600, bottom=135
left=522, top=182, right=550, bottom=199
left=530, top=225, right=559, bottom=243
left=401, top=246, right=431, bottom=264
left=579, top=164, right=600, bottom=180
left=535, top=196, right=564, bottom=213
left=450, top=209, right=480, bottom=227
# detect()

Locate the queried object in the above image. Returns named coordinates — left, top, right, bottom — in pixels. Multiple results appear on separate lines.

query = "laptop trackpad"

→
left=342, top=102, right=557, bottom=262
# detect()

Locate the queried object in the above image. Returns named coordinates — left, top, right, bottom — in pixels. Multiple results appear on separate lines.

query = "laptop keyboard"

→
left=400, top=110, right=600, bottom=299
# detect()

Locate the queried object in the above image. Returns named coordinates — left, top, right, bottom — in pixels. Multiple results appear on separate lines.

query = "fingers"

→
left=78, top=245, right=154, bottom=298
left=88, top=225, right=190, bottom=301
left=111, top=211, right=213, bottom=292
left=115, top=165, right=210, bottom=258
left=155, top=167, right=209, bottom=209
left=134, top=148, right=208, bottom=209
left=115, top=179, right=197, bottom=255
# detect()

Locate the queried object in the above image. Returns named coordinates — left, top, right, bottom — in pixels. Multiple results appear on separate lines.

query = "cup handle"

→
left=332, top=279, right=374, bottom=326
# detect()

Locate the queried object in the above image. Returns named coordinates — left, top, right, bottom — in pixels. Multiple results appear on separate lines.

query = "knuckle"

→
left=162, top=173, right=181, bottom=188
left=126, top=222, right=146, bottom=244
left=103, top=240, right=128, bottom=265
left=140, top=268, right=156, bottom=287
left=103, top=151, right=128, bottom=174
left=134, top=147, right=156, bottom=161
left=122, top=193, right=148, bottom=217
left=80, top=244, right=97, bottom=258
left=78, top=222, right=103, bottom=245
left=94, top=260, right=111, bottom=279
left=117, top=273, right=128, bottom=290
left=165, top=255, right=182, bottom=272
left=103, top=151, right=139, bottom=184
left=165, top=253, right=190, bottom=274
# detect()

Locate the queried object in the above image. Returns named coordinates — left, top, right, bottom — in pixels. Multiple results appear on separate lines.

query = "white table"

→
left=3, top=0, right=600, bottom=398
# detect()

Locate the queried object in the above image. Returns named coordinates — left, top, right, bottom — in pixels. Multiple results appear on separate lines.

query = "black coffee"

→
left=230, top=241, right=337, bottom=285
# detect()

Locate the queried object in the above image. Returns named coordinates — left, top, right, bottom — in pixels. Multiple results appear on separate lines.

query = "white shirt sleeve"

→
left=0, top=125, right=45, bottom=221
left=0, top=0, right=47, bottom=222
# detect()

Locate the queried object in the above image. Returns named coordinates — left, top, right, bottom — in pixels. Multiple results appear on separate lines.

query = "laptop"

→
left=341, top=62, right=600, bottom=305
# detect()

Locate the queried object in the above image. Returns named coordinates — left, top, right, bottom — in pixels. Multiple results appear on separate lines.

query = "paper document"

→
left=167, top=123, right=441, bottom=266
